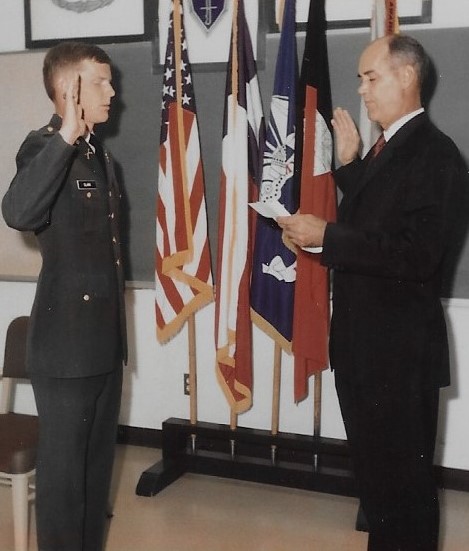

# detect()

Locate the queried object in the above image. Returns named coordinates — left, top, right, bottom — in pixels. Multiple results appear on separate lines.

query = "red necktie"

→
left=371, top=133, right=386, bottom=158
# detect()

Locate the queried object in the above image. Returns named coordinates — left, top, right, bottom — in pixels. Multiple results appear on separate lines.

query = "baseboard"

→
left=117, top=424, right=162, bottom=448
left=435, top=465, right=469, bottom=492
left=117, top=423, right=469, bottom=493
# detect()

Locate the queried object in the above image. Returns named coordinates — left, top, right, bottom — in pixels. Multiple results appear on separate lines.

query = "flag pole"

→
left=174, top=0, right=198, bottom=430
left=230, top=409, right=237, bottom=430
left=229, top=0, right=239, bottom=439
left=270, top=343, right=282, bottom=464
left=313, top=372, right=322, bottom=436
left=271, top=343, right=282, bottom=435
left=277, top=0, right=285, bottom=31
left=230, top=409, right=237, bottom=458
left=313, top=371, right=322, bottom=469
left=173, top=0, right=193, bottom=254
left=188, top=314, right=198, bottom=425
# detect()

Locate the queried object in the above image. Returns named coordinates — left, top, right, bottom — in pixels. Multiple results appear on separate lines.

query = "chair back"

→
left=0, top=315, right=36, bottom=551
left=1, top=317, right=29, bottom=414
left=2, top=316, right=29, bottom=380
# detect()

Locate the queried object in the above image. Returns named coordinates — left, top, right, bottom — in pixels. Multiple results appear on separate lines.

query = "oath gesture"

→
left=59, top=75, right=87, bottom=145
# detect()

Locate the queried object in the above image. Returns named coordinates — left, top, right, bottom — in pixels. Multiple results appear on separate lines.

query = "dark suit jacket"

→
left=2, top=114, right=127, bottom=377
left=322, top=113, right=468, bottom=390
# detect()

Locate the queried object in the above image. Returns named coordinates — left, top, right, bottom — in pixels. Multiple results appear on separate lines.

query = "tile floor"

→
left=1, top=444, right=469, bottom=551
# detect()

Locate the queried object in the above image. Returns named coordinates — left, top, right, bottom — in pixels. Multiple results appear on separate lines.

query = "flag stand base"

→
left=136, top=417, right=357, bottom=498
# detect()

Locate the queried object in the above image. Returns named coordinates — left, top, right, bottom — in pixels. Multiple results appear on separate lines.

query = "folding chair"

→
left=0, top=316, right=38, bottom=551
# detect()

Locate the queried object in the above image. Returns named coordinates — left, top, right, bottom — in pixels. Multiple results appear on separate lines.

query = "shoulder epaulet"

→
left=39, top=125, right=57, bottom=137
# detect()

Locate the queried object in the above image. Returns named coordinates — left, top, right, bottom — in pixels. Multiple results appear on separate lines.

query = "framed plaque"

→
left=25, top=0, right=156, bottom=48
left=268, top=0, right=432, bottom=32
left=154, top=0, right=266, bottom=70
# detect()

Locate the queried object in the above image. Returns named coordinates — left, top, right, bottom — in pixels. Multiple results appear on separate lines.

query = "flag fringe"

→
left=250, top=308, right=292, bottom=354
left=161, top=247, right=194, bottom=275
left=215, top=363, right=252, bottom=414
left=156, top=286, right=213, bottom=343
left=163, top=264, right=213, bottom=295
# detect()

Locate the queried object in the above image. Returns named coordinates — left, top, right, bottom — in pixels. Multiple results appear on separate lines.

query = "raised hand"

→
left=331, top=107, right=361, bottom=166
left=59, top=75, right=87, bottom=145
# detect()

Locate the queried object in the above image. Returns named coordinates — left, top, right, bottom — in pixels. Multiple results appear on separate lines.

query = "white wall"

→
left=430, top=0, right=469, bottom=29
left=437, top=300, right=469, bottom=470
left=0, top=0, right=25, bottom=52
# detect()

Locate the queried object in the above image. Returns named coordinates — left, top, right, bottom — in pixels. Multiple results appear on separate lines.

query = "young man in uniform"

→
left=2, top=42, right=127, bottom=551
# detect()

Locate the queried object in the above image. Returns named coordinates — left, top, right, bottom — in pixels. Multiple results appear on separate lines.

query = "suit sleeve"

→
left=2, top=131, right=76, bottom=232
left=322, top=142, right=469, bottom=283
left=333, top=157, right=363, bottom=195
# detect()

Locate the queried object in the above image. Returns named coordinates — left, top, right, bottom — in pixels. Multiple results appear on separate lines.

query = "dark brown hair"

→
left=387, top=34, right=430, bottom=91
left=43, top=41, right=112, bottom=100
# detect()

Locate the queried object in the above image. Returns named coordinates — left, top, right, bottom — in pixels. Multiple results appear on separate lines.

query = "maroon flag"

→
left=156, top=0, right=213, bottom=343
left=292, top=0, right=337, bottom=402
left=215, top=0, right=264, bottom=414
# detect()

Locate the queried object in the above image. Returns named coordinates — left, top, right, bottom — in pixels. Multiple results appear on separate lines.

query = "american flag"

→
left=156, top=0, right=213, bottom=343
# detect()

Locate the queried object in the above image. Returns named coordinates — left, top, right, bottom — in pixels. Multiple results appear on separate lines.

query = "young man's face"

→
left=76, top=58, right=115, bottom=128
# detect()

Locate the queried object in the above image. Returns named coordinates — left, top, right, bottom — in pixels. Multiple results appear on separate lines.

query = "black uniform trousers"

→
left=31, top=366, right=122, bottom=551
left=335, top=367, right=440, bottom=551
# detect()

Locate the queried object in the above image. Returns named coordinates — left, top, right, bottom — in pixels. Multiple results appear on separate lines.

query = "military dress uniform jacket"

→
left=2, top=114, right=127, bottom=378
left=322, top=113, right=468, bottom=391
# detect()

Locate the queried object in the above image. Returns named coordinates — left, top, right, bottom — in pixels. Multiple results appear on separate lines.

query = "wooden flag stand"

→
left=136, top=417, right=357, bottom=498
left=136, top=350, right=357, bottom=499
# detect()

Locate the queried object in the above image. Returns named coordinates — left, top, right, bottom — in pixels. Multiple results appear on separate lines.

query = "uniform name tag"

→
left=77, top=180, right=97, bottom=190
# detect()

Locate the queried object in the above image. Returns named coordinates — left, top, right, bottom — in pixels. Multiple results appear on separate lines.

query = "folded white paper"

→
left=248, top=200, right=290, bottom=218
left=248, top=200, right=323, bottom=254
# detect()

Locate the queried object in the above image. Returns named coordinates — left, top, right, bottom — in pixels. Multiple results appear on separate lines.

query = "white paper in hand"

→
left=248, top=200, right=291, bottom=218
left=248, top=200, right=323, bottom=254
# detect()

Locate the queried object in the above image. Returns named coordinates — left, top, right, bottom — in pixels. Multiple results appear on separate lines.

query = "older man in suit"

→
left=2, top=42, right=127, bottom=551
left=278, top=34, right=468, bottom=550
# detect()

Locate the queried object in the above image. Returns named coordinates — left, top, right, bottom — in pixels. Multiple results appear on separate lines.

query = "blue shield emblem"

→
left=190, top=0, right=226, bottom=32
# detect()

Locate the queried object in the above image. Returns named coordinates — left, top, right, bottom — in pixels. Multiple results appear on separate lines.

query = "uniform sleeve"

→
left=2, top=131, right=76, bottom=232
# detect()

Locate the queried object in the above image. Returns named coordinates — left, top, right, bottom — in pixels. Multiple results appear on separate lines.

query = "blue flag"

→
left=250, top=0, right=297, bottom=352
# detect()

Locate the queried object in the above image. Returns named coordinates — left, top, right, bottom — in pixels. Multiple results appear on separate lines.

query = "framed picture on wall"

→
left=24, top=0, right=157, bottom=49
left=268, top=0, right=432, bottom=32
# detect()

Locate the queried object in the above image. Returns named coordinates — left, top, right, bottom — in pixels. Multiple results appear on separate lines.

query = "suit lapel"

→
left=340, top=113, right=429, bottom=216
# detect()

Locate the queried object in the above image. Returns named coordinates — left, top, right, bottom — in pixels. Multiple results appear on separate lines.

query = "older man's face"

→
left=357, top=39, right=410, bottom=130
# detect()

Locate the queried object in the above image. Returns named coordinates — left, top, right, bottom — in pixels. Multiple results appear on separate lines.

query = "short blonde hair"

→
left=43, top=41, right=112, bottom=101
